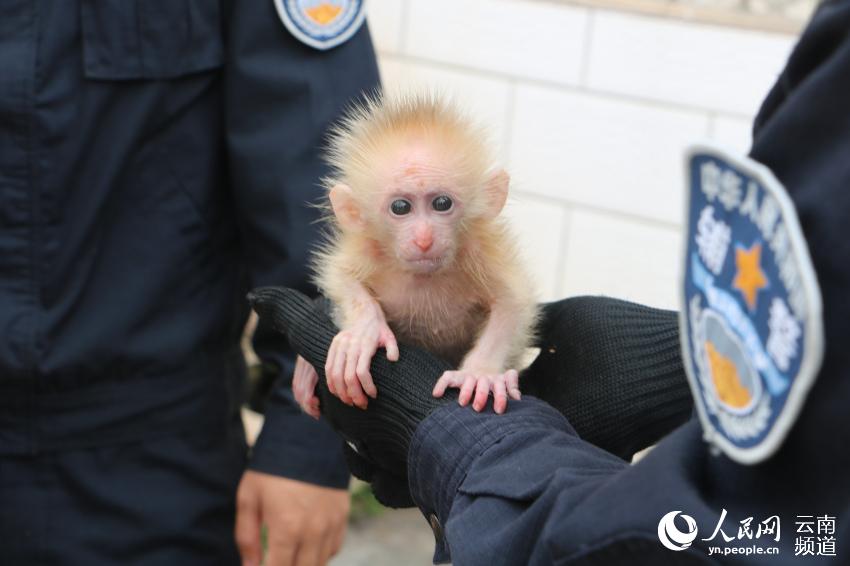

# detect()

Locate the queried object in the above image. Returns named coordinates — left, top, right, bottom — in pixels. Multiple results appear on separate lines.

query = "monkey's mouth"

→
left=406, top=257, right=445, bottom=273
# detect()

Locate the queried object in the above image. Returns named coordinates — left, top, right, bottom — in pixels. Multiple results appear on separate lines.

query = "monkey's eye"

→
left=432, top=195, right=453, bottom=212
left=390, top=199, right=412, bottom=216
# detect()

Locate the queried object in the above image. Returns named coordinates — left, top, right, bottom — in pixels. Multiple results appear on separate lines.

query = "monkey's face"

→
left=382, top=188, right=464, bottom=274
left=379, top=149, right=467, bottom=274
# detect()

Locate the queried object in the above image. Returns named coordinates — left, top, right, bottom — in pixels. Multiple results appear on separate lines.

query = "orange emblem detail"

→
left=705, top=341, right=752, bottom=409
left=732, top=242, right=768, bottom=311
left=305, top=3, right=343, bottom=25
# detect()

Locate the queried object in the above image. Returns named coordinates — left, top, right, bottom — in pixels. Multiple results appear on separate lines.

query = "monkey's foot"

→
left=293, top=355, right=322, bottom=419
left=432, top=369, right=521, bottom=414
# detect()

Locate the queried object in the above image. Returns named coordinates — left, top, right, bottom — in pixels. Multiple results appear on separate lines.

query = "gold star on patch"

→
left=732, top=242, right=769, bottom=311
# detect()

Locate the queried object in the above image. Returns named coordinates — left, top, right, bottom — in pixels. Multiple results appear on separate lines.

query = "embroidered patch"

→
left=680, top=143, right=824, bottom=465
left=273, top=0, right=366, bottom=51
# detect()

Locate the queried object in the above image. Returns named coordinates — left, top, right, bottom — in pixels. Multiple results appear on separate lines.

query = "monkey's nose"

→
left=414, top=237, right=433, bottom=252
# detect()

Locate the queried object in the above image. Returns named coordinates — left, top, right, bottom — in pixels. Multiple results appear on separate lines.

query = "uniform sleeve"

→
left=409, top=2, right=850, bottom=563
left=223, top=1, right=380, bottom=487
left=408, top=401, right=714, bottom=565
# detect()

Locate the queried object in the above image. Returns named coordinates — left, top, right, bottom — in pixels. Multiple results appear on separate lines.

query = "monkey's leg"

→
left=293, top=354, right=321, bottom=419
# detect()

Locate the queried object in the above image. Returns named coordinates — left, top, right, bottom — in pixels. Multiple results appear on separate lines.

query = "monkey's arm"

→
left=314, top=270, right=400, bottom=411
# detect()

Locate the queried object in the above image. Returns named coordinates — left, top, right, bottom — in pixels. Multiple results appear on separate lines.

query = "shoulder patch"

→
left=273, top=0, right=366, bottom=51
left=680, top=143, right=824, bottom=465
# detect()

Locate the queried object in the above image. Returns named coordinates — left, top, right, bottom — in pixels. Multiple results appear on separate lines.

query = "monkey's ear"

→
left=482, top=169, right=510, bottom=219
left=329, top=184, right=364, bottom=231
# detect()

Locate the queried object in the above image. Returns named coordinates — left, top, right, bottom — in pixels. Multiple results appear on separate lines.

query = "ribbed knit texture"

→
left=249, top=287, right=453, bottom=507
left=522, top=296, right=693, bottom=461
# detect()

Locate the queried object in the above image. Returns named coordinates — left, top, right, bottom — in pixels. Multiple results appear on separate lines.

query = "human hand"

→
left=235, top=471, right=349, bottom=566
left=519, top=296, right=691, bottom=460
left=325, top=310, right=399, bottom=410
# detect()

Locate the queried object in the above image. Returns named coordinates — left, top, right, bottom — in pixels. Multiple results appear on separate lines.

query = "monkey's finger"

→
left=305, top=397, right=321, bottom=420
left=458, top=375, right=477, bottom=407
left=505, top=369, right=522, bottom=400
left=356, top=350, right=378, bottom=399
left=493, top=380, right=508, bottom=414
left=330, top=341, right=353, bottom=405
left=344, top=343, right=368, bottom=409
left=345, top=376, right=368, bottom=409
left=382, top=331, right=400, bottom=362
left=472, top=377, right=491, bottom=412
left=325, top=339, right=339, bottom=397
left=432, top=372, right=458, bottom=397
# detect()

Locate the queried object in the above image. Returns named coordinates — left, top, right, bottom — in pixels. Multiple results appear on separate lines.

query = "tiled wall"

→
left=366, top=0, right=800, bottom=309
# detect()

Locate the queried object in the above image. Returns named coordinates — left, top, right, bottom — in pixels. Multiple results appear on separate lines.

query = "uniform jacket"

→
left=0, top=0, right=379, bottom=487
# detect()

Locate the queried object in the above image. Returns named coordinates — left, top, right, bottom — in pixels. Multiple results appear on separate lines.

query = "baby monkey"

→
left=293, top=93, right=538, bottom=417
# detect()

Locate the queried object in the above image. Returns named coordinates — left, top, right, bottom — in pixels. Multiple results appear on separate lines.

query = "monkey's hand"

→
left=292, top=355, right=321, bottom=419
left=432, top=368, right=521, bottom=415
left=325, top=310, right=400, bottom=410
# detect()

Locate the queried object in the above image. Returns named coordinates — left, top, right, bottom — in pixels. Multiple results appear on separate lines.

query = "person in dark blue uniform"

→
left=251, top=1, right=850, bottom=564
left=0, top=1, right=378, bottom=564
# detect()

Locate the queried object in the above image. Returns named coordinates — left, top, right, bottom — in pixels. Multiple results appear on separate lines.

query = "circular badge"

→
left=273, top=0, right=367, bottom=51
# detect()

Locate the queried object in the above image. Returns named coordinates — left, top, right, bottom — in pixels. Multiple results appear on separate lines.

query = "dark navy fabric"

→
left=0, top=0, right=378, bottom=560
left=0, top=417, right=247, bottom=565
left=408, top=2, right=850, bottom=564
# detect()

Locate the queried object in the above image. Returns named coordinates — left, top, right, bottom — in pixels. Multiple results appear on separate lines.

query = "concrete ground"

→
left=331, top=508, right=439, bottom=566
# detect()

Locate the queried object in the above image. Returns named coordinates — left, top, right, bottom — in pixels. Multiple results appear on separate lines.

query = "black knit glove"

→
left=248, top=286, right=454, bottom=507
left=521, top=296, right=693, bottom=461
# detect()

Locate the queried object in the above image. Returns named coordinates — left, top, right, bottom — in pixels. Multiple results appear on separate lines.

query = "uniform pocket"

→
left=80, top=0, right=223, bottom=80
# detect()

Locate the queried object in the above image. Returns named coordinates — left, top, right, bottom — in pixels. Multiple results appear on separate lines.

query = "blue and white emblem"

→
left=273, top=0, right=366, bottom=51
left=680, top=143, right=824, bottom=464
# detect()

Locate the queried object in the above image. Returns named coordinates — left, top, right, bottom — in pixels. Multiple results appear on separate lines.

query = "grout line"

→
left=512, top=189, right=684, bottom=231
left=706, top=110, right=717, bottom=139
left=397, top=0, right=411, bottom=56
left=502, top=80, right=518, bottom=166
left=375, top=50, right=756, bottom=121
left=577, top=9, right=596, bottom=87
left=527, top=0, right=804, bottom=36
left=552, top=204, right=573, bottom=298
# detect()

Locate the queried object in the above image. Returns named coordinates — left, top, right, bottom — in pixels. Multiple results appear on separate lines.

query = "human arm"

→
left=248, top=288, right=694, bottom=503
left=222, top=1, right=381, bottom=563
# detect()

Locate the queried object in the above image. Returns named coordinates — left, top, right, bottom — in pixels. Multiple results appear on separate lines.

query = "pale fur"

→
left=312, top=92, right=538, bottom=369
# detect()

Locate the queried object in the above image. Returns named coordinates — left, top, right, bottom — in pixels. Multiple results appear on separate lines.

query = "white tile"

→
left=377, top=55, right=513, bottom=161
left=712, top=114, right=754, bottom=154
left=405, top=0, right=589, bottom=85
left=560, top=210, right=683, bottom=310
left=502, top=193, right=569, bottom=302
left=510, top=85, right=708, bottom=224
left=587, top=11, right=796, bottom=115
left=367, top=0, right=406, bottom=53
